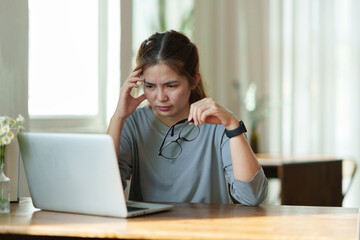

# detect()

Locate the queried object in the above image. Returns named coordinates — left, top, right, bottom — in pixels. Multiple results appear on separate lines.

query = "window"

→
left=28, top=0, right=120, bottom=133
left=131, top=0, right=194, bottom=107
left=132, top=0, right=194, bottom=60
left=28, top=0, right=194, bottom=133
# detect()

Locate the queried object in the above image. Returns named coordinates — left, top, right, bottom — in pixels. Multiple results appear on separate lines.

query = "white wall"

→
left=0, top=0, right=30, bottom=200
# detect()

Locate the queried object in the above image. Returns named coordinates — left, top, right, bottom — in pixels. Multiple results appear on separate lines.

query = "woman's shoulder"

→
left=129, top=106, right=153, bottom=121
left=122, top=106, right=154, bottom=134
left=126, top=106, right=164, bottom=130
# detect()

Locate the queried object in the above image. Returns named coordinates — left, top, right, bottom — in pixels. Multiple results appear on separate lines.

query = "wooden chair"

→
left=342, top=157, right=357, bottom=203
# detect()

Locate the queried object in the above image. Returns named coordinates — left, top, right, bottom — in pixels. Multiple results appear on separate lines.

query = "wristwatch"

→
left=225, top=121, right=247, bottom=138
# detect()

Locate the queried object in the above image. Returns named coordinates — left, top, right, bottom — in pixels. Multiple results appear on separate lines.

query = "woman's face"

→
left=143, top=63, right=192, bottom=126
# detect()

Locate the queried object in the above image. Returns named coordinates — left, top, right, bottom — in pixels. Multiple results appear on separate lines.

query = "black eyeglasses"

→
left=158, top=119, right=200, bottom=159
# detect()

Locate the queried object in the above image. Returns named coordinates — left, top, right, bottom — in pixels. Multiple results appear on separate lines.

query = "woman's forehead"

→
left=143, top=63, right=186, bottom=83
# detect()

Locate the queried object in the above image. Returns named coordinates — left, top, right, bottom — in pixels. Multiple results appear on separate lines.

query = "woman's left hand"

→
left=188, top=98, right=239, bottom=130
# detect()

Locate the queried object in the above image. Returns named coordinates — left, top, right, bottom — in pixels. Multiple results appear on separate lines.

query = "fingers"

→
left=135, top=94, right=147, bottom=105
left=130, top=68, right=143, bottom=77
left=127, top=69, right=145, bottom=85
left=122, top=69, right=145, bottom=94
left=114, top=69, right=147, bottom=119
left=189, top=98, right=215, bottom=125
left=188, top=98, right=232, bottom=126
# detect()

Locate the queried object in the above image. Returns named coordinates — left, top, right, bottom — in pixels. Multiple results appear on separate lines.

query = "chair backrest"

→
left=342, top=157, right=357, bottom=202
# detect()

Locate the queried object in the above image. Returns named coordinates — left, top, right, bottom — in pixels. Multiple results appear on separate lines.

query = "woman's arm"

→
left=107, top=115, right=127, bottom=158
left=107, top=68, right=146, bottom=156
left=188, top=98, right=260, bottom=181
left=227, top=129, right=260, bottom=181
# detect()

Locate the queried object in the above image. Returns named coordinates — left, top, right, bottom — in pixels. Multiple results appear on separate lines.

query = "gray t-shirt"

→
left=118, top=107, right=268, bottom=205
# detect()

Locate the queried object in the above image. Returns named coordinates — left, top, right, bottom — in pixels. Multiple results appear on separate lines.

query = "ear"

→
left=191, top=72, right=201, bottom=90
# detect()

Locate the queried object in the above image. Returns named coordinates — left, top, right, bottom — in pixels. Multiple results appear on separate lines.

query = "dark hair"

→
left=135, top=30, right=207, bottom=103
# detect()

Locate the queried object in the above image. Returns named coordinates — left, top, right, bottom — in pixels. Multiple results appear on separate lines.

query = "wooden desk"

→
left=0, top=198, right=358, bottom=240
left=257, top=154, right=343, bottom=206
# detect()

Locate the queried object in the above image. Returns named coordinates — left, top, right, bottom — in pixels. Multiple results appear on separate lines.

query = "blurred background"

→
left=1, top=0, right=359, bottom=208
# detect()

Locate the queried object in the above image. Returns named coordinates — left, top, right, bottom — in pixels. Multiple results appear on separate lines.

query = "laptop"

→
left=18, top=132, right=173, bottom=218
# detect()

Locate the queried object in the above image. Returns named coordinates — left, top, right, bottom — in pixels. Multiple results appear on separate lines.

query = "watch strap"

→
left=225, top=121, right=247, bottom=138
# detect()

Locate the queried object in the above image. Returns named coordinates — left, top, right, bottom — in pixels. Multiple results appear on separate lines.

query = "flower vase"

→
left=0, top=157, right=10, bottom=213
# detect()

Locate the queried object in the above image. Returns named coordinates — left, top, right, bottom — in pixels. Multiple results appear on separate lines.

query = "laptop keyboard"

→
left=127, top=206, right=148, bottom=212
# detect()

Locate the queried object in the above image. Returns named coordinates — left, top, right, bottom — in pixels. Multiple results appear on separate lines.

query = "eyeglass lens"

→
left=160, top=121, right=200, bottom=159
left=179, top=124, right=199, bottom=141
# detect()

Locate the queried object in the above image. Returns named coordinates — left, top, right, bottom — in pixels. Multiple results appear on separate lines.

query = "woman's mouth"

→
left=157, top=106, right=171, bottom=111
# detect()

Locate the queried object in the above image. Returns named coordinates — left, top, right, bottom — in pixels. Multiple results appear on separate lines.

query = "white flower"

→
left=0, top=115, right=25, bottom=147
left=1, top=136, right=11, bottom=145
left=1, top=116, right=10, bottom=124
left=1, top=114, right=24, bottom=167
left=0, top=115, right=24, bottom=147
left=9, top=118, right=16, bottom=127
left=1, top=124, right=10, bottom=133
left=16, top=114, right=24, bottom=124
left=6, top=131, right=14, bottom=140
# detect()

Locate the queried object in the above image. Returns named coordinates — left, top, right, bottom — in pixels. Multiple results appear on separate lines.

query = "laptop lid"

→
left=18, top=132, right=172, bottom=218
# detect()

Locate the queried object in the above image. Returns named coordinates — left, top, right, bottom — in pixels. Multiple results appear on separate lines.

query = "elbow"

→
left=232, top=176, right=268, bottom=206
left=244, top=181, right=268, bottom=206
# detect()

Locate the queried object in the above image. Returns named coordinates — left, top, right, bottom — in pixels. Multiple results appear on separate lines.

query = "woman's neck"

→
left=150, top=106, right=189, bottom=127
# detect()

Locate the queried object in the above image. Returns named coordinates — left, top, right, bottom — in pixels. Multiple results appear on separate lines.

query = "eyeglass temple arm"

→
left=158, top=125, right=175, bottom=154
left=157, top=118, right=190, bottom=155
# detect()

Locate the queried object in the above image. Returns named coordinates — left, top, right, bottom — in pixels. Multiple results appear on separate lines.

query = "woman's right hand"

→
left=114, top=68, right=147, bottom=119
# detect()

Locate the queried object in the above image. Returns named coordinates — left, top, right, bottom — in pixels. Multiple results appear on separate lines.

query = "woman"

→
left=107, top=30, right=268, bottom=205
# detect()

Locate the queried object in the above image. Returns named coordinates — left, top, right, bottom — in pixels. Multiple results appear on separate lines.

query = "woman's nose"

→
left=157, top=88, right=168, bottom=102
